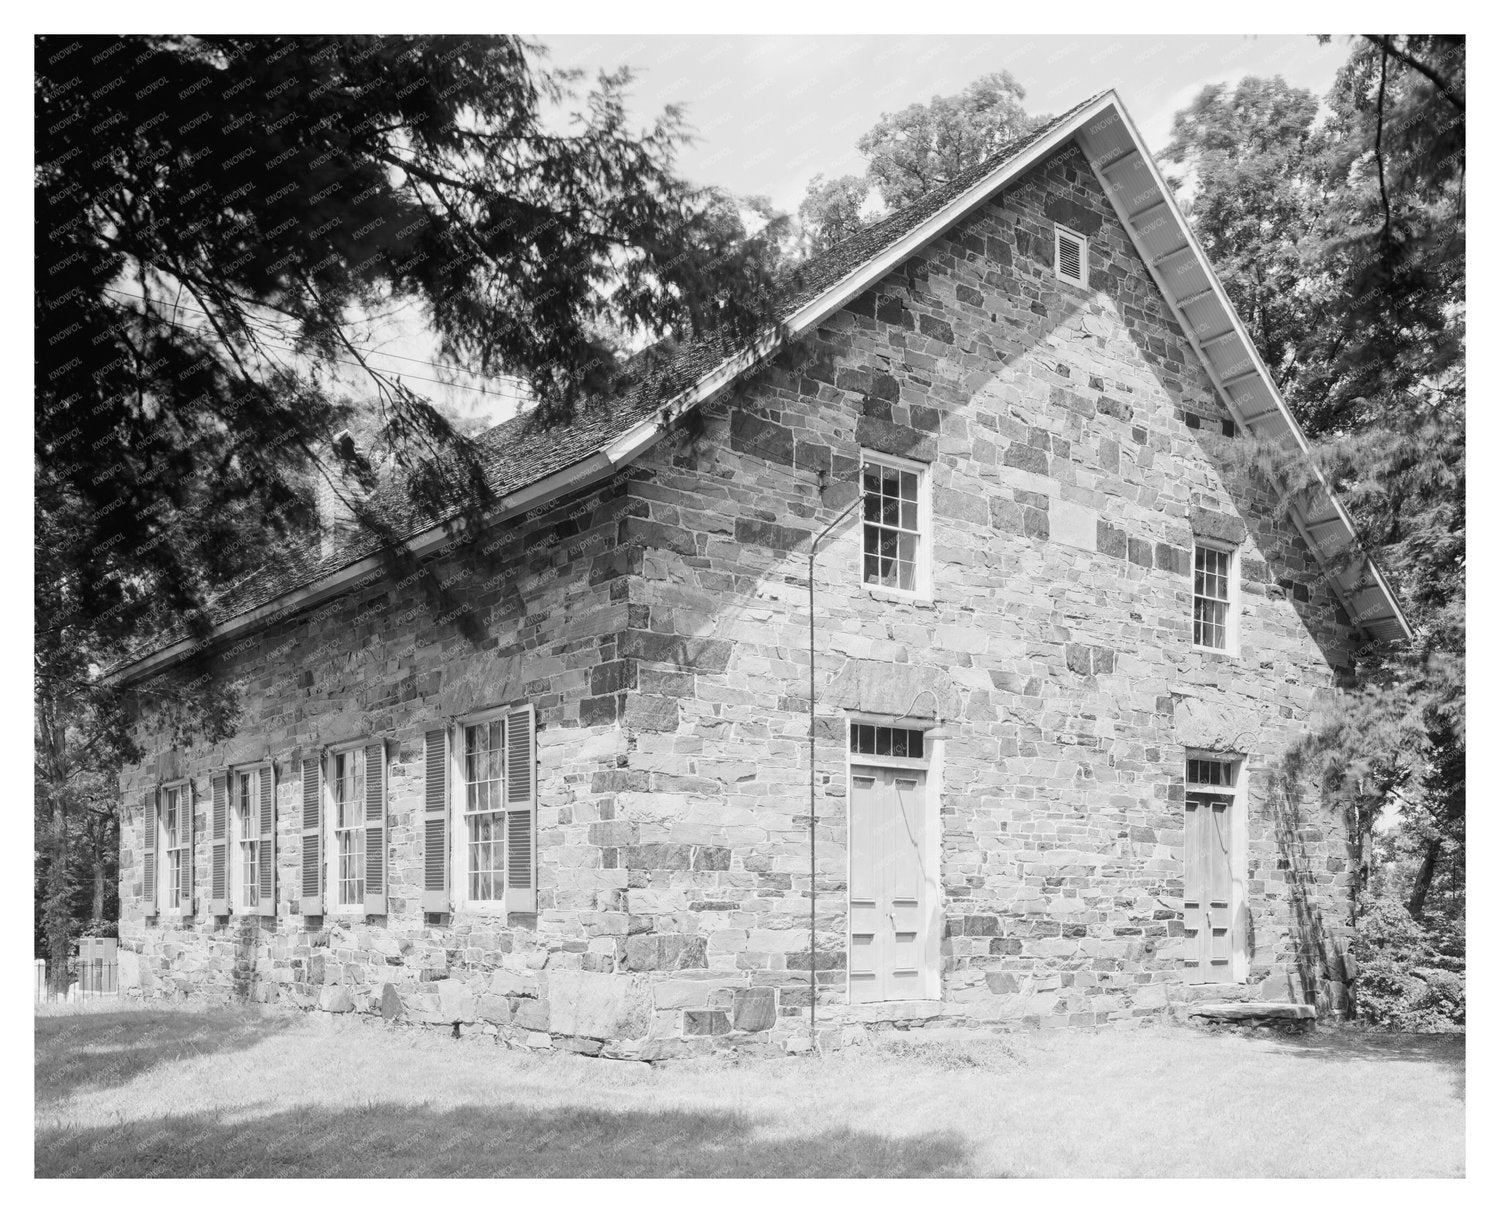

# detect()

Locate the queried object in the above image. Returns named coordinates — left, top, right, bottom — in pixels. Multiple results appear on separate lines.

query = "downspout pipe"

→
left=807, top=490, right=861, bottom=1049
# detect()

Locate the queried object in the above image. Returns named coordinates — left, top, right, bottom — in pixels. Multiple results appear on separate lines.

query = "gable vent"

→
left=1054, top=225, right=1087, bottom=288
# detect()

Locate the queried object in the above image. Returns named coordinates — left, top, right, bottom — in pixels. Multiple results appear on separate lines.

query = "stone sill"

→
left=866, top=588, right=936, bottom=610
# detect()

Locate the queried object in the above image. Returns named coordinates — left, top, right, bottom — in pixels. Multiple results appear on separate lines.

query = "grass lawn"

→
left=35, top=1003, right=1464, bottom=1178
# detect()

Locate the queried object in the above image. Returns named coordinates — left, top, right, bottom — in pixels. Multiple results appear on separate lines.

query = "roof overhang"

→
left=114, top=89, right=1408, bottom=685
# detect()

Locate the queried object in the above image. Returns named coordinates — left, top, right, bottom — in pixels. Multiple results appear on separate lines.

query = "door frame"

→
left=1184, top=748, right=1250, bottom=984
left=843, top=712, right=944, bottom=1003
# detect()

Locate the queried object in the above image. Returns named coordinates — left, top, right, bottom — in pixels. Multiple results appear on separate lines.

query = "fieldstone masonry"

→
left=119, top=140, right=1361, bottom=1054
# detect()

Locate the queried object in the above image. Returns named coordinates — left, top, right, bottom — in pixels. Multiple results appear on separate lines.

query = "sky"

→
left=352, top=34, right=1358, bottom=432
left=539, top=34, right=1354, bottom=211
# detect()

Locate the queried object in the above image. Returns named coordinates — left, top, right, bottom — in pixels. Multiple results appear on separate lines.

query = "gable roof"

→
left=115, top=89, right=1408, bottom=684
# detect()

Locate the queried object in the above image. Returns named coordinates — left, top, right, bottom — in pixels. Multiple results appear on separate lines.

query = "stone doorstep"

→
left=837, top=999, right=944, bottom=1024
left=1185, top=1001, right=1316, bottom=1022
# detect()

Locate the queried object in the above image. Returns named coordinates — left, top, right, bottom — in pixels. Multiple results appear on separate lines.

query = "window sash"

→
left=234, top=771, right=259, bottom=910
left=861, top=458, right=922, bottom=592
left=329, top=748, right=366, bottom=911
left=850, top=723, right=925, bottom=760
left=1193, top=545, right=1232, bottom=649
left=163, top=788, right=182, bottom=910
left=460, top=718, right=508, bottom=906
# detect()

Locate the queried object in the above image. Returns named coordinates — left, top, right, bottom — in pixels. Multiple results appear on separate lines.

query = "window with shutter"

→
left=1054, top=224, right=1087, bottom=288
left=155, top=782, right=193, bottom=916
left=448, top=704, right=538, bottom=914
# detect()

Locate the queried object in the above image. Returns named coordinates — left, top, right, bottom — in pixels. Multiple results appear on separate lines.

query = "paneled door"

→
left=849, top=765, right=932, bottom=1003
left=1184, top=794, right=1233, bottom=981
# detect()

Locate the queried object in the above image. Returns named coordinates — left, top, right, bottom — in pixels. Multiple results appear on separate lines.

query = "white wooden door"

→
left=1184, top=795, right=1233, bottom=982
left=849, top=765, right=931, bottom=1003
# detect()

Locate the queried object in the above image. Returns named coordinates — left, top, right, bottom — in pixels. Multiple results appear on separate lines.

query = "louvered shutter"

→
left=210, top=773, right=229, bottom=915
left=142, top=788, right=158, bottom=914
left=423, top=727, right=450, bottom=913
left=300, top=755, right=323, bottom=916
left=504, top=705, right=537, bottom=912
left=1058, top=233, right=1082, bottom=282
left=258, top=762, right=276, bottom=913
left=179, top=782, right=195, bottom=918
left=363, top=740, right=387, bottom=915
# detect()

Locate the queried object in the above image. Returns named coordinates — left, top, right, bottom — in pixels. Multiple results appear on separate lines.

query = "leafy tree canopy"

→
left=1165, top=37, right=1464, bottom=929
left=33, top=33, right=786, bottom=971
left=795, top=71, right=1045, bottom=254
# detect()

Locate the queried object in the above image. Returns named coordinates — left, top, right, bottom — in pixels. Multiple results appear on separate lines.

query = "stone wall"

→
left=118, top=138, right=1361, bottom=1054
left=600, top=139, right=1359, bottom=1036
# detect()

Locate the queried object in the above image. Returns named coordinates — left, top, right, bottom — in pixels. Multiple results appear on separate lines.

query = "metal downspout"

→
left=808, top=490, right=860, bottom=1048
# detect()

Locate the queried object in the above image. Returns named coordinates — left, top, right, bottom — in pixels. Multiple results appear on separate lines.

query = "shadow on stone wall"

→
left=36, top=1101, right=974, bottom=1178
left=232, top=916, right=262, bottom=1002
left=1267, top=777, right=1351, bottom=1014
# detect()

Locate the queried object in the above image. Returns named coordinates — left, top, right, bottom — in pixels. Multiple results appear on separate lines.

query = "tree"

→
left=1160, top=77, right=1329, bottom=386
left=1164, top=38, right=1464, bottom=936
left=34, top=35, right=786, bottom=974
left=858, top=71, right=1043, bottom=210
left=797, top=173, right=870, bottom=256
left=792, top=70, right=1044, bottom=255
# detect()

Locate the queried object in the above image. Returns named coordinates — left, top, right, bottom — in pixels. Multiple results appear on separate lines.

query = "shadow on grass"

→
left=1266, top=1030, right=1465, bottom=1099
left=35, top=1007, right=289, bottom=1105
left=36, top=1101, right=975, bottom=1178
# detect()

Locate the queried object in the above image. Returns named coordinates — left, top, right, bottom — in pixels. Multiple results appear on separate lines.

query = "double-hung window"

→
left=233, top=769, right=260, bottom=912
left=161, top=784, right=186, bottom=913
left=1193, top=541, right=1237, bottom=652
left=455, top=712, right=508, bottom=910
left=464, top=717, right=507, bottom=905
left=328, top=745, right=366, bottom=913
left=861, top=451, right=929, bottom=595
left=439, top=706, right=538, bottom=914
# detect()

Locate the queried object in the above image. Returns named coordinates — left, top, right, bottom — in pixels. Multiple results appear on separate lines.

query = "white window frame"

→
left=158, top=781, right=189, bottom=915
left=229, top=766, right=261, bottom=914
left=1054, top=223, right=1088, bottom=288
left=1184, top=750, right=1249, bottom=985
left=1192, top=539, right=1240, bottom=655
left=859, top=449, right=932, bottom=600
left=324, top=742, right=367, bottom=916
left=450, top=706, right=512, bottom=914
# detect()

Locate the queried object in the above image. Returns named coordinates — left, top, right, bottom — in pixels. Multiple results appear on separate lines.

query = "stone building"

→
left=113, top=91, right=1408, bottom=1056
